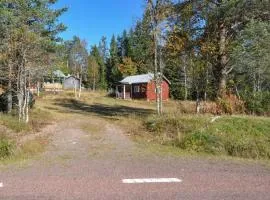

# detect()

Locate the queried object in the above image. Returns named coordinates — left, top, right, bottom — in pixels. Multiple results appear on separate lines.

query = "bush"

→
left=244, top=92, right=270, bottom=116
left=179, top=132, right=224, bottom=154
left=217, top=93, right=245, bottom=115
left=0, top=138, right=13, bottom=159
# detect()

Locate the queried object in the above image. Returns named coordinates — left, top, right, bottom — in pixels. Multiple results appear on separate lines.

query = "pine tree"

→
left=90, top=45, right=107, bottom=89
left=107, top=35, right=122, bottom=88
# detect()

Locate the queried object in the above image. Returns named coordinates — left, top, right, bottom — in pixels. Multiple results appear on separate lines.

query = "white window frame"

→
left=134, top=85, right=140, bottom=93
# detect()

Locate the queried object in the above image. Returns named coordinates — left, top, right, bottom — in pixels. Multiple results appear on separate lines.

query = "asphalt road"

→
left=1, top=117, right=269, bottom=200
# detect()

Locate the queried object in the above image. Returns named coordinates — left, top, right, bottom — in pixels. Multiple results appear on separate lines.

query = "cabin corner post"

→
left=130, top=84, right=133, bottom=99
left=116, top=85, right=118, bottom=98
left=123, top=84, right=126, bottom=99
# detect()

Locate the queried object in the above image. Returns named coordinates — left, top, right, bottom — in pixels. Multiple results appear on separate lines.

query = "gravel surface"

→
left=0, top=115, right=269, bottom=200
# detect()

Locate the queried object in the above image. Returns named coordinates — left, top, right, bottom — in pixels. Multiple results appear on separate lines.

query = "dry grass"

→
left=63, top=91, right=270, bottom=160
left=2, top=91, right=268, bottom=162
left=0, top=136, right=50, bottom=166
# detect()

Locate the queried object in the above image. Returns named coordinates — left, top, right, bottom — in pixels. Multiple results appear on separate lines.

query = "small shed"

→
left=116, top=73, right=170, bottom=101
left=63, top=76, right=80, bottom=90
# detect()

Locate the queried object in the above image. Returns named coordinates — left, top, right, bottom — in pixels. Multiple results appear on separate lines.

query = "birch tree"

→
left=147, top=0, right=172, bottom=115
left=68, top=37, right=88, bottom=98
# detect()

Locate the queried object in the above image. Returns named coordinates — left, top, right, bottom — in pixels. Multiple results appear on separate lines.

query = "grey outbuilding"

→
left=63, top=76, right=80, bottom=90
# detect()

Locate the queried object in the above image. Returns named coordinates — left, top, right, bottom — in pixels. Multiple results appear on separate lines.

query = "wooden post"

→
left=130, top=84, right=133, bottom=99
left=123, top=84, right=126, bottom=100
left=116, top=85, right=118, bottom=98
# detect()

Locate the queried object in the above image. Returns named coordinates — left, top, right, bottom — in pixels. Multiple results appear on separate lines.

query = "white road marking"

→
left=0, top=182, right=3, bottom=188
left=122, top=178, right=182, bottom=184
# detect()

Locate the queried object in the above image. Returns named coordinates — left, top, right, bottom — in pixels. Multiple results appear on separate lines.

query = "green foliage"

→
left=90, top=45, right=107, bottom=89
left=87, top=56, right=99, bottom=90
left=180, top=132, right=223, bottom=154
left=0, top=137, right=13, bottom=159
left=68, top=36, right=88, bottom=77
left=118, top=57, right=137, bottom=77
left=146, top=115, right=270, bottom=159
left=243, top=92, right=270, bottom=115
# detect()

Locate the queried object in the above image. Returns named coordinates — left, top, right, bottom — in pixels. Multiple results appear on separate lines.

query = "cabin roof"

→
left=120, top=73, right=171, bottom=85
left=120, top=73, right=154, bottom=84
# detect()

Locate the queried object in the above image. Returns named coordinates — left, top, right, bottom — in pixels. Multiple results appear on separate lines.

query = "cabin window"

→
left=134, top=85, right=140, bottom=93
left=141, top=85, right=146, bottom=92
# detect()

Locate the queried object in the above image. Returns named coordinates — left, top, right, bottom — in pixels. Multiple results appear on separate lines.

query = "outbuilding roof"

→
left=65, top=75, right=80, bottom=80
left=53, top=70, right=66, bottom=78
left=120, top=73, right=171, bottom=85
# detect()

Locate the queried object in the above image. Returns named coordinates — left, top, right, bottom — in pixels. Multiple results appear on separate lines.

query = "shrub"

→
left=179, top=132, right=224, bottom=154
left=217, top=93, right=245, bottom=115
left=244, top=92, right=270, bottom=116
left=0, top=138, right=13, bottom=159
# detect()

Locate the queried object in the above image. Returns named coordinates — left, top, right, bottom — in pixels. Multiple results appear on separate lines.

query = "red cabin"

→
left=116, top=73, right=170, bottom=101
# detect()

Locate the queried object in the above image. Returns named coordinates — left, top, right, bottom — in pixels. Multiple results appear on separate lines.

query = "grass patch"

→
left=0, top=114, right=30, bottom=133
left=0, top=101, right=53, bottom=163
left=29, top=108, right=53, bottom=132
left=145, top=114, right=270, bottom=160
left=0, top=136, right=14, bottom=159
left=0, top=107, right=53, bottom=134
left=0, top=136, right=49, bottom=166
left=18, top=136, right=49, bottom=157
left=0, top=137, right=49, bottom=166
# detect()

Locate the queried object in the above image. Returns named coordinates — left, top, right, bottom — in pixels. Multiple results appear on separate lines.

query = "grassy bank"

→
left=0, top=103, right=53, bottom=162
left=145, top=114, right=270, bottom=159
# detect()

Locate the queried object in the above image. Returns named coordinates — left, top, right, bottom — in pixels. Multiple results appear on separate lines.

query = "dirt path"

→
left=0, top=106, right=270, bottom=199
left=40, top=116, right=136, bottom=163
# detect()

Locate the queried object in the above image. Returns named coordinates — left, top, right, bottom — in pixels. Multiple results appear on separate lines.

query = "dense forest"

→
left=1, top=0, right=270, bottom=121
left=62, top=0, right=270, bottom=115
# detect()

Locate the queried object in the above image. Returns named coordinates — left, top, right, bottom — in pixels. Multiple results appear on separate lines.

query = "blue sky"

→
left=55, top=0, right=145, bottom=48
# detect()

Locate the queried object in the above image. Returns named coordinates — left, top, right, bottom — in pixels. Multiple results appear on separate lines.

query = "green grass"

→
left=0, top=136, right=14, bottom=159
left=0, top=136, right=50, bottom=166
left=0, top=107, right=53, bottom=134
left=0, top=114, right=30, bottom=133
left=145, top=114, right=270, bottom=159
left=0, top=101, right=54, bottom=163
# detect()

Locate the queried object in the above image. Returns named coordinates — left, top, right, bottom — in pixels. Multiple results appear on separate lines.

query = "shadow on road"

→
left=52, top=98, right=154, bottom=119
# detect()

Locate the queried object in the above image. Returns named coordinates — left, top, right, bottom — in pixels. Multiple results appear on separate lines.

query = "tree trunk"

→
left=17, top=67, right=23, bottom=122
left=154, top=31, right=161, bottom=115
left=22, top=72, right=27, bottom=121
left=74, top=80, right=77, bottom=98
left=79, top=76, right=82, bottom=98
left=204, top=64, right=209, bottom=101
left=25, top=72, right=30, bottom=123
left=37, top=81, right=40, bottom=97
left=218, top=23, right=228, bottom=97
left=181, top=54, right=188, bottom=101
left=93, top=73, right=96, bottom=91
left=7, top=62, right=13, bottom=113
left=184, top=64, right=188, bottom=101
